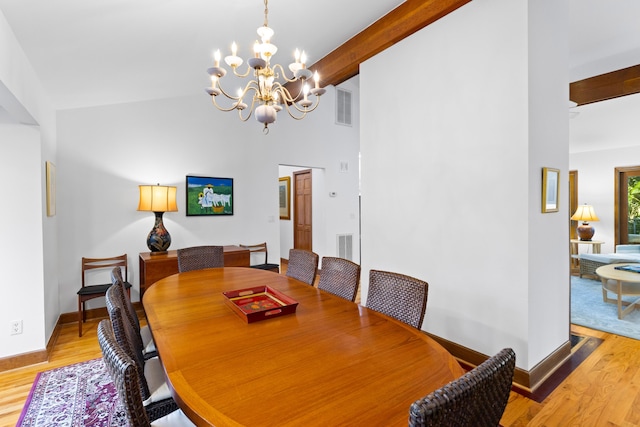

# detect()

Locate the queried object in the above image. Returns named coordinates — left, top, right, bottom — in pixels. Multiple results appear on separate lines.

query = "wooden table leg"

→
left=617, top=280, right=623, bottom=319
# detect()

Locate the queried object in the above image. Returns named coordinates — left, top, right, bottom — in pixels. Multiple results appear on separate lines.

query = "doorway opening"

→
left=615, top=166, right=640, bottom=245
left=278, top=165, right=323, bottom=264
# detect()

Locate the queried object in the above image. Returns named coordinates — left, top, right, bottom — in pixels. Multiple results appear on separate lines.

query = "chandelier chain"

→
left=264, top=0, right=269, bottom=28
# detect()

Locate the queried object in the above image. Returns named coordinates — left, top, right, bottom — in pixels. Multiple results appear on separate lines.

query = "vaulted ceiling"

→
left=1, top=0, right=639, bottom=117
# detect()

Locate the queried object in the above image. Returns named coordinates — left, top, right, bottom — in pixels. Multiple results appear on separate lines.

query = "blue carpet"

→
left=571, top=276, right=640, bottom=340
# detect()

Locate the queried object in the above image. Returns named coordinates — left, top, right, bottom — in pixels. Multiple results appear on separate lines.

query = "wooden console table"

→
left=139, top=245, right=250, bottom=296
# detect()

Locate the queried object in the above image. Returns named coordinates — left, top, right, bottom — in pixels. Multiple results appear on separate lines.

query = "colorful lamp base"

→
left=147, top=211, right=172, bottom=252
left=576, top=222, right=595, bottom=241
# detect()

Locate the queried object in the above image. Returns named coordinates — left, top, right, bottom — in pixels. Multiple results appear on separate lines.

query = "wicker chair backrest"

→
left=177, top=245, right=224, bottom=272
left=286, top=249, right=319, bottom=285
left=98, top=319, right=151, bottom=427
left=408, top=347, right=516, bottom=427
left=317, top=257, right=361, bottom=302
left=106, top=286, right=150, bottom=400
left=366, top=270, right=428, bottom=329
left=110, top=267, right=141, bottom=331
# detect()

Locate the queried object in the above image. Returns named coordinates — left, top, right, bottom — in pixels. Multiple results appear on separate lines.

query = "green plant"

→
left=628, top=177, right=640, bottom=220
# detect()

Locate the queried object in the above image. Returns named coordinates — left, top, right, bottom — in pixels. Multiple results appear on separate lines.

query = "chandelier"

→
left=205, top=0, right=325, bottom=133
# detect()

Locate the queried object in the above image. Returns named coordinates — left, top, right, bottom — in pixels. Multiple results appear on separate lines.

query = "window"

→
left=615, top=166, right=640, bottom=244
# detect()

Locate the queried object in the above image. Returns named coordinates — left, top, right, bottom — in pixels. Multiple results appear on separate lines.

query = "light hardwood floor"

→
left=1, top=320, right=639, bottom=426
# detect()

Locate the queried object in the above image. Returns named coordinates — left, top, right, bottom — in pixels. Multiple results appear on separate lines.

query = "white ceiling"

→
left=570, top=92, right=640, bottom=153
left=0, top=0, right=405, bottom=110
left=1, top=0, right=639, bottom=150
left=569, top=0, right=640, bottom=81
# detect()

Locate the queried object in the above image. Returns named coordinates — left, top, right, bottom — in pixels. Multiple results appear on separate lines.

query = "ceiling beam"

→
left=288, top=0, right=471, bottom=94
left=570, top=64, right=640, bottom=106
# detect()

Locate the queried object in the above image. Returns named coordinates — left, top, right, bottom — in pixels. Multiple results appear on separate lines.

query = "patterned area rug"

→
left=571, top=276, right=640, bottom=340
left=17, top=358, right=128, bottom=427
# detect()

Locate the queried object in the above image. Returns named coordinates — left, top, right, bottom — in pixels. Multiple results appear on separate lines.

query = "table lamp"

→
left=138, top=184, right=178, bottom=253
left=570, top=204, right=599, bottom=241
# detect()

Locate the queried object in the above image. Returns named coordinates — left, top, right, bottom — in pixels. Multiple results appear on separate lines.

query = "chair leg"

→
left=78, top=298, right=83, bottom=337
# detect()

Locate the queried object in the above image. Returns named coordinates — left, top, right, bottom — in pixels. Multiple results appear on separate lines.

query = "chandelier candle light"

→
left=206, top=0, right=325, bottom=133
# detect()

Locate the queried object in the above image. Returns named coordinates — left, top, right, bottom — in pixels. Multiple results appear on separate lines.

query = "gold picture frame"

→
left=279, top=176, right=291, bottom=220
left=542, top=167, right=559, bottom=213
left=46, top=161, right=56, bottom=216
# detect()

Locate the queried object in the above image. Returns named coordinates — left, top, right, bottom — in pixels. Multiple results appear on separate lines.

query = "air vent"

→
left=337, top=234, right=353, bottom=260
left=336, top=88, right=352, bottom=126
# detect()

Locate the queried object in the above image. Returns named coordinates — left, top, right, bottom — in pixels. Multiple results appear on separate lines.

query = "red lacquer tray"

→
left=222, top=286, right=298, bottom=323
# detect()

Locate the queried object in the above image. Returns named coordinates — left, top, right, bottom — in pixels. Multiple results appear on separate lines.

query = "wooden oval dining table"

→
left=143, top=267, right=464, bottom=427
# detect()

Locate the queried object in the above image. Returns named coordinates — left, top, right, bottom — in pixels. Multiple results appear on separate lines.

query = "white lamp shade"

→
left=571, top=204, right=599, bottom=222
left=138, top=185, right=178, bottom=212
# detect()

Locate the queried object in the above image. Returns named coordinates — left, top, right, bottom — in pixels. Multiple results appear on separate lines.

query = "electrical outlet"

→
left=10, top=320, right=23, bottom=335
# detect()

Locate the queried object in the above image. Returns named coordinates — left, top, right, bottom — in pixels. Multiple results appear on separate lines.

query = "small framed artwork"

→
left=186, top=175, right=234, bottom=216
left=542, top=167, right=560, bottom=213
left=46, top=161, right=56, bottom=216
left=279, top=176, right=291, bottom=220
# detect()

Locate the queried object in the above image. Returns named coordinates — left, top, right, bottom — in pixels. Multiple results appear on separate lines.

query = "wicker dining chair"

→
left=105, top=289, right=176, bottom=419
left=106, top=284, right=144, bottom=370
left=408, top=348, right=516, bottom=427
left=177, top=245, right=224, bottom=272
left=317, top=257, right=361, bottom=302
left=366, top=269, right=428, bottom=329
left=285, top=249, right=319, bottom=285
left=110, top=268, right=156, bottom=360
left=97, top=320, right=194, bottom=427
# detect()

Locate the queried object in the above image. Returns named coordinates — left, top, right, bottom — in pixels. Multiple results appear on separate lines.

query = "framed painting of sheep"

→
left=186, top=175, right=234, bottom=216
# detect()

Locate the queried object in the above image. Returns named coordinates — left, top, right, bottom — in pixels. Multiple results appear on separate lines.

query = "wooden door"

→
left=294, top=170, right=312, bottom=251
left=569, top=170, right=578, bottom=240
left=569, top=170, right=578, bottom=273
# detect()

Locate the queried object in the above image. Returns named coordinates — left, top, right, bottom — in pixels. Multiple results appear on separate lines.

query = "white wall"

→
left=1, top=8, right=57, bottom=358
left=360, top=0, right=569, bottom=370
left=0, top=125, right=45, bottom=358
left=527, top=0, right=571, bottom=368
left=56, top=83, right=360, bottom=314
